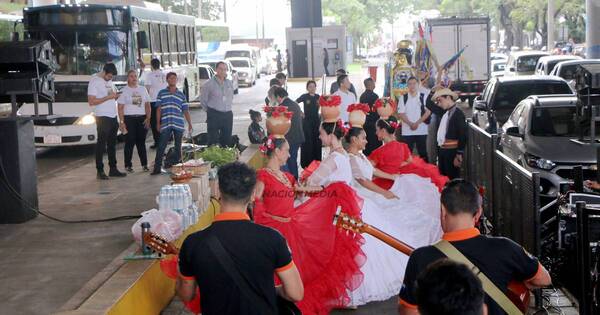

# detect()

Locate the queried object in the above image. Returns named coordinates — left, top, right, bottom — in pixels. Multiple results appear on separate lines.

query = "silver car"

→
left=500, top=94, right=597, bottom=196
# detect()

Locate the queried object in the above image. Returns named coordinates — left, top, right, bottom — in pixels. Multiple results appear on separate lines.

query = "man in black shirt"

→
left=432, top=88, right=467, bottom=179
left=274, top=87, right=304, bottom=179
left=399, top=179, right=551, bottom=315
left=359, top=78, right=381, bottom=155
left=177, top=162, right=303, bottom=315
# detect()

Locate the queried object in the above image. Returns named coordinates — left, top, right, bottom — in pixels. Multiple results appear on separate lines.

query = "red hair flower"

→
left=389, top=121, right=400, bottom=129
left=478, top=186, right=486, bottom=197
left=336, top=119, right=350, bottom=135
left=319, top=95, right=342, bottom=107
left=259, top=135, right=276, bottom=154
left=347, top=103, right=371, bottom=113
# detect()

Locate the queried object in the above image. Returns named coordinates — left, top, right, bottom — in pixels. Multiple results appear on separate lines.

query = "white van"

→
left=504, top=51, right=550, bottom=76
left=18, top=76, right=103, bottom=146
left=225, top=45, right=260, bottom=78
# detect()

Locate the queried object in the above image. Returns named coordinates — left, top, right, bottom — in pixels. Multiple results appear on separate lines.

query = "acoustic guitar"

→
left=332, top=208, right=530, bottom=314
left=143, top=232, right=303, bottom=315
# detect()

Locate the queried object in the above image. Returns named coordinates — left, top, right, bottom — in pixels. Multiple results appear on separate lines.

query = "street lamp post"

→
left=586, top=0, right=600, bottom=58
left=548, top=0, right=555, bottom=52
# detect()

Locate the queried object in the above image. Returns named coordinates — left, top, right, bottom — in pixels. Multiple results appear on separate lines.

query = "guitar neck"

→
left=361, top=224, right=414, bottom=256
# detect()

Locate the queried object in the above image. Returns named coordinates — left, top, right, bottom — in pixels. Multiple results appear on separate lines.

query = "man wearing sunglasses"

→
left=433, top=88, right=467, bottom=179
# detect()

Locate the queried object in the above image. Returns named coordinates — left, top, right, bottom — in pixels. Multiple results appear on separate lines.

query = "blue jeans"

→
left=153, top=127, right=183, bottom=171
left=282, top=143, right=300, bottom=179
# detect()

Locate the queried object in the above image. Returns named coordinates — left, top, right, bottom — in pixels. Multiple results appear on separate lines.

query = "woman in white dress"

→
left=344, top=126, right=443, bottom=306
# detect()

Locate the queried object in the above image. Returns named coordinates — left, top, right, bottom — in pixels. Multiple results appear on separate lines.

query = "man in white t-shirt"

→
left=143, top=58, right=167, bottom=148
left=87, top=63, right=126, bottom=180
left=397, top=76, right=431, bottom=161
left=333, top=74, right=357, bottom=122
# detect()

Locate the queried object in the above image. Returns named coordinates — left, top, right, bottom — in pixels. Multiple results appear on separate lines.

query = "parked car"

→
left=225, top=45, right=260, bottom=78
left=199, top=64, right=215, bottom=86
left=472, top=75, right=574, bottom=132
left=504, top=51, right=550, bottom=76
left=198, top=60, right=239, bottom=94
left=499, top=94, right=596, bottom=196
left=534, top=55, right=582, bottom=75
left=226, top=57, right=256, bottom=87
left=491, top=59, right=506, bottom=78
left=549, top=59, right=600, bottom=90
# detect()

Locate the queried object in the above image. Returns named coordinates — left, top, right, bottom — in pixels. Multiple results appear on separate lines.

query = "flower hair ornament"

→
left=259, top=135, right=277, bottom=154
left=319, top=95, right=342, bottom=107
left=334, top=119, right=350, bottom=136
left=381, top=118, right=399, bottom=130
left=347, top=103, right=371, bottom=114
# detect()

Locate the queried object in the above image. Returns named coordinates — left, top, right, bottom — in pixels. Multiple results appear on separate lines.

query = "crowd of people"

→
left=168, top=68, right=552, bottom=315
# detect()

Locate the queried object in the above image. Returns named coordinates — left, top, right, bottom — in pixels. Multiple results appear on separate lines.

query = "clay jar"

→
left=348, top=110, right=366, bottom=127
left=266, top=116, right=291, bottom=138
left=377, top=105, right=394, bottom=120
left=321, top=106, right=340, bottom=122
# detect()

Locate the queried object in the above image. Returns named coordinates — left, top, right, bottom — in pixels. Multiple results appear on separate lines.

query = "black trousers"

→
left=124, top=115, right=148, bottom=168
left=324, top=62, right=330, bottom=76
left=150, top=102, right=160, bottom=145
left=207, top=108, right=233, bottom=147
left=300, top=117, right=321, bottom=168
left=402, top=135, right=428, bottom=162
left=364, top=121, right=381, bottom=156
left=438, top=148, right=460, bottom=179
left=95, top=116, right=118, bottom=172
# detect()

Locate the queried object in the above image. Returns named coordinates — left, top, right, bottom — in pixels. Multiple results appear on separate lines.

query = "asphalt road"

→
left=35, top=74, right=273, bottom=180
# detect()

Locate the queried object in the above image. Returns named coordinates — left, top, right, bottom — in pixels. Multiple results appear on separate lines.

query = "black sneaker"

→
left=126, top=166, right=134, bottom=173
left=97, top=171, right=109, bottom=180
left=109, top=169, right=127, bottom=177
left=150, top=168, right=161, bottom=175
left=142, top=166, right=150, bottom=172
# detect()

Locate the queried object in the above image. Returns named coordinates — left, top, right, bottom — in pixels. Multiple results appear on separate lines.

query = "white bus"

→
left=196, top=18, right=230, bottom=61
left=18, top=3, right=200, bottom=146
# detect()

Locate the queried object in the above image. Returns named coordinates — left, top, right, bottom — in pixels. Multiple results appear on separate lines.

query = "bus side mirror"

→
left=136, top=31, right=149, bottom=49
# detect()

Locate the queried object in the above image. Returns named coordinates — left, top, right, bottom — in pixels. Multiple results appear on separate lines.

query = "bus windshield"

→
left=30, top=30, right=128, bottom=75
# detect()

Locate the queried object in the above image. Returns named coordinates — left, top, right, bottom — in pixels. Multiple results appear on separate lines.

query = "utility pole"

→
left=586, top=0, right=600, bottom=58
left=547, top=0, right=555, bottom=52
left=223, top=0, right=227, bottom=23
left=261, top=0, right=265, bottom=46
left=309, top=0, right=315, bottom=79
left=255, top=0, right=259, bottom=47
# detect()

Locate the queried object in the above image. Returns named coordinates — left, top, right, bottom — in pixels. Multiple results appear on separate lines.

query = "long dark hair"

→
left=321, top=122, right=345, bottom=140
left=376, top=116, right=399, bottom=134
left=344, top=127, right=364, bottom=143
left=263, top=138, right=287, bottom=158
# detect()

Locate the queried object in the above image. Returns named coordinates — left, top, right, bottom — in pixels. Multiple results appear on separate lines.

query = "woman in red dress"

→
left=253, top=135, right=365, bottom=315
left=369, top=117, right=448, bottom=191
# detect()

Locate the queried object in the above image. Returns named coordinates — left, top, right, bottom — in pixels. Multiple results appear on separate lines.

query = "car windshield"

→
left=494, top=82, right=572, bottom=110
left=30, top=30, right=128, bottom=75
left=493, top=62, right=506, bottom=72
left=54, top=82, right=89, bottom=102
left=225, top=51, right=250, bottom=59
left=230, top=60, right=249, bottom=68
left=530, top=107, right=579, bottom=137
left=200, top=62, right=218, bottom=70
left=517, top=55, right=545, bottom=72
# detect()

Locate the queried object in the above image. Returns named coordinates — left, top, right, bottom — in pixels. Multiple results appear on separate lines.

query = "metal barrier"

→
left=492, top=150, right=541, bottom=255
left=464, top=122, right=541, bottom=255
left=464, top=122, right=497, bottom=220
left=575, top=201, right=600, bottom=315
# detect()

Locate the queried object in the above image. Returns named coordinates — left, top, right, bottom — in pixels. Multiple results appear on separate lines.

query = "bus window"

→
left=138, top=21, right=151, bottom=64
left=160, top=24, right=168, bottom=66
left=169, top=24, right=177, bottom=65
left=188, top=26, right=195, bottom=62
left=177, top=25, right=186, bottom=64
left=150, top=22, right=161, bottom=58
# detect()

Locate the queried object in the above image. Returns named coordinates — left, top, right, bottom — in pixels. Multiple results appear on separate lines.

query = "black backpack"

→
left=403, top=93, right=431, bottom=125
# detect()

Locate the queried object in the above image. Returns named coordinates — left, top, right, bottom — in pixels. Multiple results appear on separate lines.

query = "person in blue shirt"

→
left=151, top=72, right=193, bottom=175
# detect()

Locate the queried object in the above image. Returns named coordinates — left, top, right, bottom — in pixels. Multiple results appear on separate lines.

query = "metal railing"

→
left=575, top=201, right=600, bottom=315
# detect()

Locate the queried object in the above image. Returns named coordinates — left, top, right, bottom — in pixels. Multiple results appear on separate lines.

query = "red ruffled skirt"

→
left=160, top=257, right=201, bottom=314
left=373, top=156, right=448, bottom=192
left=254, top=182, right=366, bottom=315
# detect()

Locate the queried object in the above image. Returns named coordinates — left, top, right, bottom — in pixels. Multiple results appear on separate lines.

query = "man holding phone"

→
left=88, top=63, right=126, bottom=180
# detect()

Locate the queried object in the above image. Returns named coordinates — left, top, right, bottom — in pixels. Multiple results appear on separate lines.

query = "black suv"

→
left=472, top=75, right=574, bottom=132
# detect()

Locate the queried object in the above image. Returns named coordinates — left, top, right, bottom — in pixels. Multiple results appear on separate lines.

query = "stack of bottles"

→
left=157, top=184, right=199, bottom=230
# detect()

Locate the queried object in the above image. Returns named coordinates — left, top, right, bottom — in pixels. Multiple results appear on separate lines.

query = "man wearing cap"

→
left=433, top=88, right=467, bottom=179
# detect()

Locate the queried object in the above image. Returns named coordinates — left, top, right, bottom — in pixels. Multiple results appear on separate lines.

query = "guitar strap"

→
left=206, top=235, right=276, bottom=315
left=434, top=240, right=523, bottom=315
